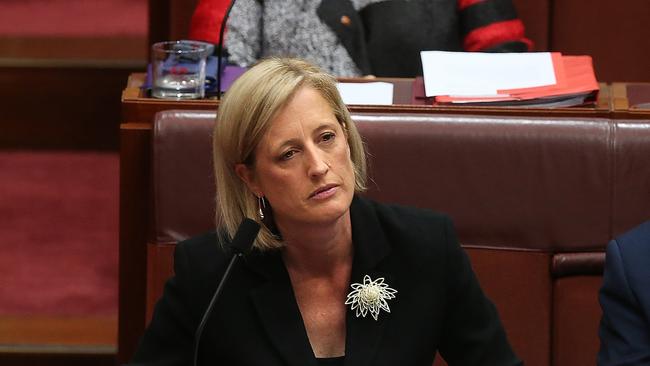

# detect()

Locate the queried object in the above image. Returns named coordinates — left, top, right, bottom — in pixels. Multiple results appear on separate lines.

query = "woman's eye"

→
left=281, top=150, right=296, bottom=160
left=321, top=132, right=335, bottom=142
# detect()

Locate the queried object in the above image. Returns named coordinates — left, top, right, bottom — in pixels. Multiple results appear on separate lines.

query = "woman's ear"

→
left=235, top=163, right=261, bottom=196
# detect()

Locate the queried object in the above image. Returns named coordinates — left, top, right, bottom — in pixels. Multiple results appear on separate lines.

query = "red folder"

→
left=434, top=54, right=599, bottom=107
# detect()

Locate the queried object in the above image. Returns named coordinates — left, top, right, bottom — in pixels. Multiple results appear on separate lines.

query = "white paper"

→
left=337, top=82, right=394, bottom=105
left=420, top=51, right=557, bottom=97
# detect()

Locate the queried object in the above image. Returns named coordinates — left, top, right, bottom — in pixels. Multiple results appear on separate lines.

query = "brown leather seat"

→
left=147, top=110, right=650, bottom=366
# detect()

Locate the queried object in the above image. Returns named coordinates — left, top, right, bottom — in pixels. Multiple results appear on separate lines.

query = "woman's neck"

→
left=279, top=211, right=353, bottom=277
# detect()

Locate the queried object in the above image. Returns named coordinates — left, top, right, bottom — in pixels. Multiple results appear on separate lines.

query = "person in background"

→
left=598, top=220, right=650, bottom=365
left=188, top=0, right=230, bottom=44
left=189, top=0, right=532, bottom=78
left=129, top=57, right=521, bottom=365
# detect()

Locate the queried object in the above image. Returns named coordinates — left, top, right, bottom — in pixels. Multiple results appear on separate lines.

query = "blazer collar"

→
left=247, top=249, right=317, bottom=366
left=316, top=0, right=372, bottom=75
left=243, top=195, right=392, bottom=366
left=345, top=195, right=392, bottom=366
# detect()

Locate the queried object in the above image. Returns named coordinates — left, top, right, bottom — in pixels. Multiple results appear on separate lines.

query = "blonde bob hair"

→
left=213, top=57, right=367, bottom=250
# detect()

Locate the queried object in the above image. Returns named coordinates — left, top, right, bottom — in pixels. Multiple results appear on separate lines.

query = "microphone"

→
left=215, top=0, right=238, bottom=100
left=193, top=218, right=261, bottom=366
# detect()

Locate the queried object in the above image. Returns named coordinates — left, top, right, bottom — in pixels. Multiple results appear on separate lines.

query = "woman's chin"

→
left=277, top=198, right=352, bottom=228
left=311, top=192, right=353, bottom=221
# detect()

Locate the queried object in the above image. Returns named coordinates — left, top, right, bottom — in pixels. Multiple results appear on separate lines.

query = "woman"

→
left=190, top=0, right=532, bottom=77
left=131, top=58, right=521, bottom=365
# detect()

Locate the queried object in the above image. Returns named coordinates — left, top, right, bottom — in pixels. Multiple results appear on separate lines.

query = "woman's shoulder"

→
left=177, top=230, right=221, bottom=255
left=353, top=195, right=456, bottom=257
left=357, top=195, right=452, bottom=232
left=175, top=230, right=232, bottom=277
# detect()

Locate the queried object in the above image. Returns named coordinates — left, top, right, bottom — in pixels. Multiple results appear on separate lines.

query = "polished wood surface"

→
left=0, top=315, right=116, bottom=348
left=0, top=315, right=116, bottom=366
left=611, top=82, right=650, bottom=118
left=123, top=73, right=624, bottom=121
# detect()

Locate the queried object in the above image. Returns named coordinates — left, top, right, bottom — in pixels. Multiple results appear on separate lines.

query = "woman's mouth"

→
left=310, top=184, right=338, bottom=200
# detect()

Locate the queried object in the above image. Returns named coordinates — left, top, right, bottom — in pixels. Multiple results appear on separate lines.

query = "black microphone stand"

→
left=192, top=218, right=259, bottom=366
left=192, top=250, right=242, bottom=366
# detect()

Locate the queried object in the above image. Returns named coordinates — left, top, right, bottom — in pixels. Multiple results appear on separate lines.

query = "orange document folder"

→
left=434, top=54, right=599, bottom=107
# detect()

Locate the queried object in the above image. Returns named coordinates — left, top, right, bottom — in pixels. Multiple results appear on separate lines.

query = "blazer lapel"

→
left=243, top=196, right=393, bottom=366
left=316, top=0, right=372, bottom=75
left=246, top=251, right=318, bottom=366
left=344, top=196, right=393, bottom=366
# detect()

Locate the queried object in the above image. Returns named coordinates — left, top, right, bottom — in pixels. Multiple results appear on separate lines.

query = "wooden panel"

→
left=511, top=0, right=549, bottom=50
left=466, top=248, right=553, bottom=366
left=118, top=124, right=152, bottom=364
left=170, top=0, right=200, bottom=40
left=147, top=0, right=199, bottom=46
left=0, top=315, right=116, bottom=366
left=0, top=315, right=116, bottom=347
left=148, top=0, right=171, bottom=47
left=146, top=243, right=176, bottom=323
left=0, top=37, right=145, bottom=61
left=553, top=276, right=603, bottom=366
left=551, top=0, right=650, bottom=82
left=0, top=353, right=114, bottom=366
left=0, top=64, right=141, bottom=150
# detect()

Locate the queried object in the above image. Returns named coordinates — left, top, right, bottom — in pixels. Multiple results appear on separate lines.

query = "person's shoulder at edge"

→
left=598, top=220, right=650, bottom=365
left=607, top=220, right=650, bottom=294
left=614, top=220, right=650, bottom=249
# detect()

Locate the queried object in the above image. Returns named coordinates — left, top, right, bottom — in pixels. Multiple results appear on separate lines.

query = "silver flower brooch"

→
left=345, top=275, right=397, bottom=320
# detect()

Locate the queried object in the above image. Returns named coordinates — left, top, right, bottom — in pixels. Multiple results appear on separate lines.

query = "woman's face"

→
left=236, top=86, right=356, bottom=230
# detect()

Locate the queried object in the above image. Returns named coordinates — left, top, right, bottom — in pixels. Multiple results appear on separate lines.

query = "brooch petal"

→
left=345, top=275, right=397, bottom=321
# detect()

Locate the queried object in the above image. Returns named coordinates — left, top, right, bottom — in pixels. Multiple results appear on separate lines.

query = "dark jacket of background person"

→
left=189, top=0, right=532, bottom=77
left=130, top=196, right=521, bottom=366
left=598, top=220, right=650, bottom=365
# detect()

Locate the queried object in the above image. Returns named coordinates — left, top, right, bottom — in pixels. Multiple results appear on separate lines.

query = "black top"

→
left=316, top=356, right=345, bottom=366
left=131, top=195, right=521, bottom=366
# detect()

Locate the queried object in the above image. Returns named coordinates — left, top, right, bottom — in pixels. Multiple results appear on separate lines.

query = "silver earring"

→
left=258, top=196, right=266, bottom=220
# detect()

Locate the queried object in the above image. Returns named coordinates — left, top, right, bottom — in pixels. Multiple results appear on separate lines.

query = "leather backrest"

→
left=152, top=110, right=650, bottom=251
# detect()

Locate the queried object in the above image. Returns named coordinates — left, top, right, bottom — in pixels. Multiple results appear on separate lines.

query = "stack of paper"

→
left=337, top=82, right=394, bottom=105
left=420, top=51, right=599, bottom=107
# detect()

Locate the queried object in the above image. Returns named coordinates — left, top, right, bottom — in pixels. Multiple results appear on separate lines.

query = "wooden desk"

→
left=117, top=74, right=647, bottom=363
left=610, top=82, right=650, bottom=118
left=122, top=73, right=619, bottom=123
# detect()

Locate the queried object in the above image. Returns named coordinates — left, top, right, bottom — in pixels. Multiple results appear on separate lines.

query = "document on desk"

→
left=337, top=82, right=394, bottom=105
left=420, top=51, right=557, bottom=97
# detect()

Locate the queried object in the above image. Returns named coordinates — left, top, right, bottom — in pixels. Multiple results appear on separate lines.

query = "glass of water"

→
left=151, top=40, right=213, bottom=99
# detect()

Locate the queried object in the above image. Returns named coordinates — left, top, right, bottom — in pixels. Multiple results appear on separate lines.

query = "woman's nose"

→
left=305, top=148, right=329, bottom=177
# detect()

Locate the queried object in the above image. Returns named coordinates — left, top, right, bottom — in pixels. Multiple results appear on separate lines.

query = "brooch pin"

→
left=345, top=275, right=397, bottom=320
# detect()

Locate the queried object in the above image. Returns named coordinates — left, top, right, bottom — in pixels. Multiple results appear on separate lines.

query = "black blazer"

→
left=131, top=196, right=521, bottom=366
left=317, top=0, right=528, bottom=77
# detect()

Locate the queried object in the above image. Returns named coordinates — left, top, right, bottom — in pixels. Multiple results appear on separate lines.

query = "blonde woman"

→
left=131, top=58, right=520, bottom=366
